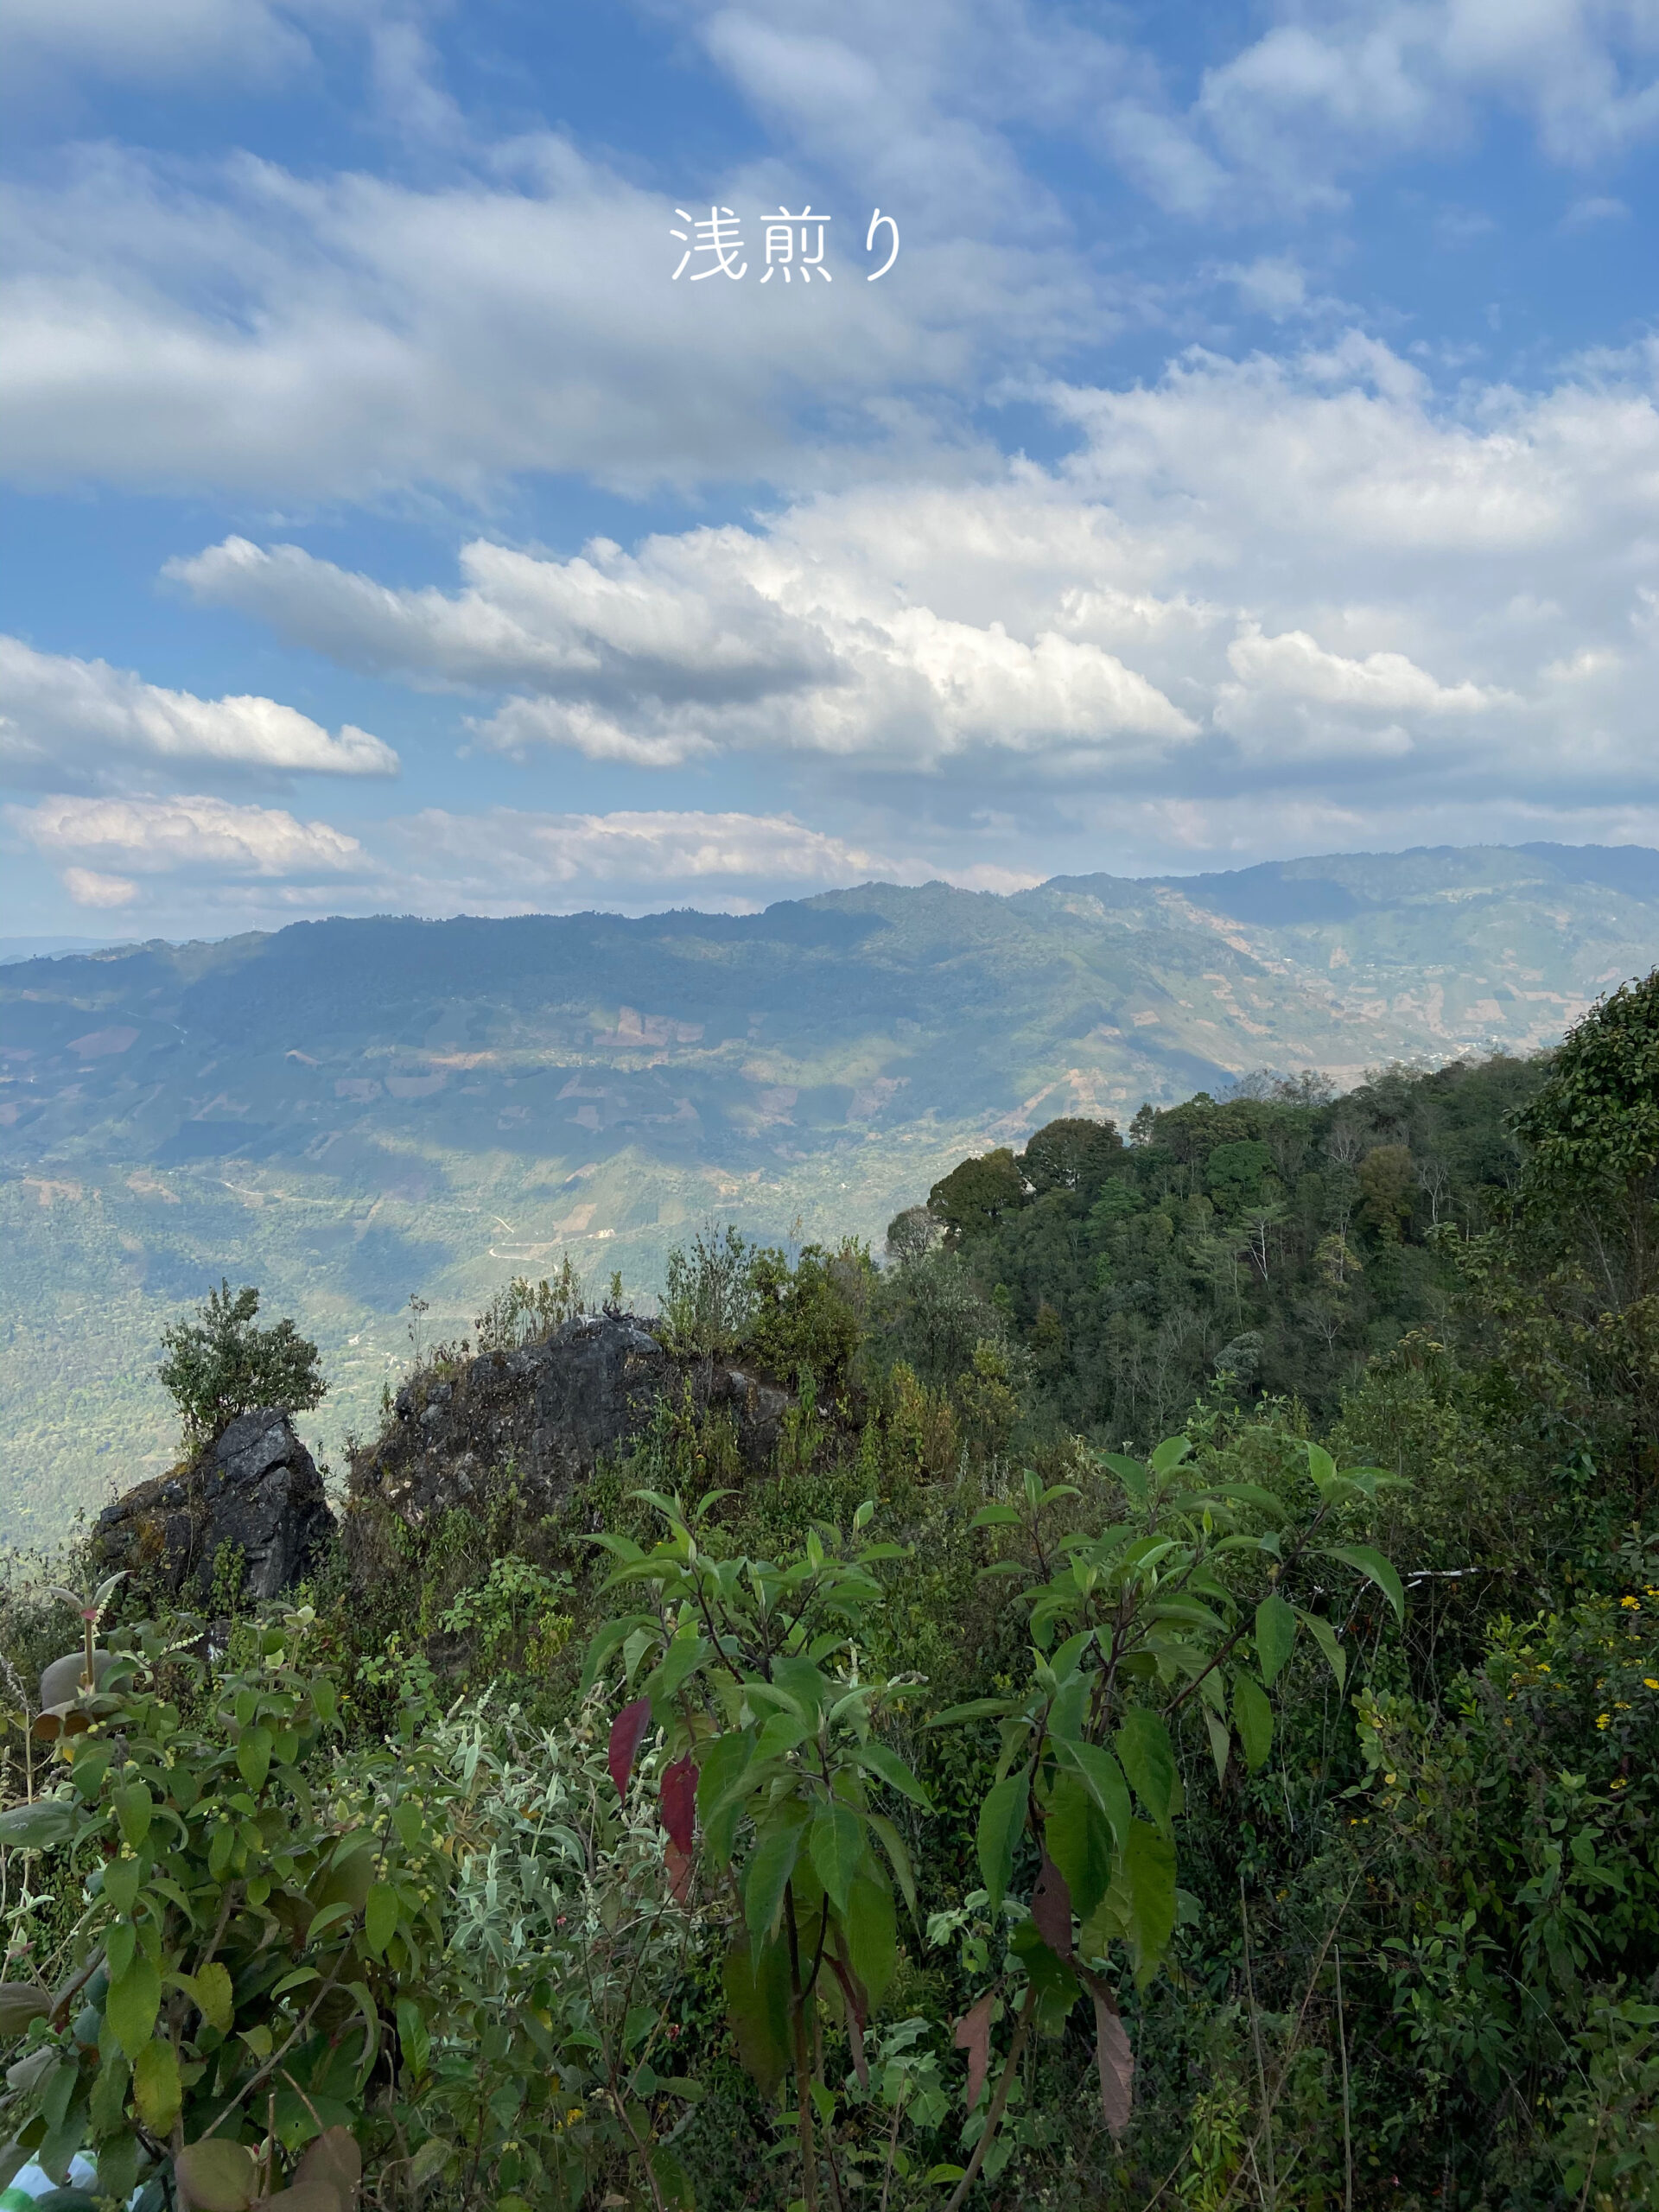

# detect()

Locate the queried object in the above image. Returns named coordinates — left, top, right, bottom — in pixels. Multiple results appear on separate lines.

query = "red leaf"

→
left=953, top=1991, right=995, bottom=2112
left=1031, top=1849, right=1074, bottom=1960
left=660, top=1752, right=696, bottom=1853
left=608, top=1695, right=652, bottom=1802
left=664, top=1838, right=695, bottom=1905
left=1080, top=1969, right=1134, bottom=2142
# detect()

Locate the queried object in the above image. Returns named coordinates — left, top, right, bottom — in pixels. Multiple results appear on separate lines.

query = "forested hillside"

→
left=0, top=971, right=1654, bottom=2210
left=3, top=842, right=1656, bottom=1538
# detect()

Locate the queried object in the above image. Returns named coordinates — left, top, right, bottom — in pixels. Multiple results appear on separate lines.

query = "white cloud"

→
left=0, top=135, right=1084, bottom=501
left=61, top=867, right=138, bottom=908
left=0, top=0, right=315, bottom=92
left=168, top=330, right=1659, bottom=804
left=1217, top=256, right=1309, bottom=318
left=10, top=793, right=365, bottom=878
left=1214, top=624, right=1514, bottom=757
left=1078, top=1, right=1659, bottom=214
left=1561, top=191, right=1630, bottom=225
left=381, top=807, right=894, bottom=905
left=0, top=637, right=397, bottom=790
left=173, top=530, right=1198, bottom=774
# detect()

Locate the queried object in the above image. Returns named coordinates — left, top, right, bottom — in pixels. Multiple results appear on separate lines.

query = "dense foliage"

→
left=157, top=1281, right=327, bottom=1448
left=2, top=973, right=1656, bottom=2210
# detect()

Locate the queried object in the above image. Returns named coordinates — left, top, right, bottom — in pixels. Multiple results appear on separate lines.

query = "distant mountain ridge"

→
left=3, top=841, right=1656, bottom=1538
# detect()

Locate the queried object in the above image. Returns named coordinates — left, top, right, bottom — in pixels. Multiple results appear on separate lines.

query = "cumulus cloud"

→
left=0, top=637, right=397, bottom=790
left=60, top=867, right=138, bottom=908
left=173, top=531, right=1197, bottom=774
left=169, top=331, right=1659, bottom=808
left=10, top=792, right=365, bottom=879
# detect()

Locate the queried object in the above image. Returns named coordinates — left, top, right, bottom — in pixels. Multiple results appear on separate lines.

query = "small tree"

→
left=157, top=1281, right=327, bottom=1449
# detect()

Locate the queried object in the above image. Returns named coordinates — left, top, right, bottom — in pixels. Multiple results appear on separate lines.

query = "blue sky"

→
left=3, top=0, right=1657, bottom=937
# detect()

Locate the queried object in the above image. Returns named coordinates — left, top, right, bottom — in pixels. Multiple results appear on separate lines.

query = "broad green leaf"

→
left=407, top=2139, right=449, bottom=2188
left=1204, top=1706, right=1230, bottom=1784
left=970, top=1504, right=1021, bottom=1528
left=106, top=1955, right=161, bottom=2061
left=846, top=1873, right=897, bottom=2004
left=346, top=1979, right=380, bottom=2085
left=578, top=1614, right=651, bottom=1696
left=304, top=1900, right=357, bottom=1945
left=1149, top=1437, right=1190, bottom=1475
left=809, top=1802, right=864, bottom=1914
left=113, top=1781, right=152, bottom=1850
left=866, top=1810, right=918, bottom=1918
left=132, top=2039, right=180, bottom=2135
left=1192, top=1481, right=1288, bottom=1516
left=1052, top=1738, right=1133, bottom=1849
left=96, top=2136, right=140, bottom=2205
left=0, top=1984, right=50, bottom=2037
left=1114, top=1708, right=1177, bottom=1838
left=696, top=1730, right=754, bottom=1868
left=1009, top=1916, right=1081, bottom=2035
left=651, top=1630, right=711, bottom=1707
left=0, top=1799, right=77, bottom=1851
left=650, top=2145, right=695, bottom=2210
left=1232, top=1672, right=1273, bottom=1770
left=103, top=1857, right=142, bottom=1915
left=174, top=2139, right=257, bottom=2212
left=976, top=1773, right=1027, bottom=1915
left=852, top=1740, right=933, bottom=1809
left=1100, top=1452, right=1148, bottom=1501
left=235, top=1726, right=274, bottom=1794
left=365, top=1880, right=398, bottom=1957
left=396, top=1997, right=430, bottom=2084
left=772, top=1655, right=831, bottom=1726
left=1323, top=1544, right=1405, bottom=1624
left=392, top=1800, right=423, bottom=1851
left=1306, top=1441, right=1337, bottom=1492
left=754, top=1710, right=812, bottom=1761
left=193, top=1961, right=234, bottom=2034
left=1122, top=1822, right=1177, bottom=1986
left=1045, top=1773, right=1113, bottom=1921
left=743, top=1814, right=805, bottom=1949
left=1254, top=1592, right=1298, bottom=1686
left=927, top=1697, right=1017, bottom=1727
left=722, top=1932, right=791, bottom=2096
left=1296, top=1609, right=1347, bottom=1692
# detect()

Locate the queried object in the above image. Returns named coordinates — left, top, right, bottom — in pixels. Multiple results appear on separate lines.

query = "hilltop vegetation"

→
left=3, top=842, right=1656, bottom=1538
left=0, top=970, right=1655, bottom=2211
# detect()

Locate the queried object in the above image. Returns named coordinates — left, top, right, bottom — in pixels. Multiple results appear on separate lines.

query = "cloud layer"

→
left=0, top=638, right=397, bottom=790
left=7, top=797, right=992, bottom=920
left=170, top=332, right=1659, bottom=811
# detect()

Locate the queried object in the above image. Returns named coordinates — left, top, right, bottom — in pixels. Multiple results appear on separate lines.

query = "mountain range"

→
left=3, top=840, right=1656, bottom=1540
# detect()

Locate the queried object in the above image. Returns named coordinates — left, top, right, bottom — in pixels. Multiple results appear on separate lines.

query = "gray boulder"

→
left=347, top=1312, right=790, bottom=1555
left=92, top=1409, right=336, bottom=1604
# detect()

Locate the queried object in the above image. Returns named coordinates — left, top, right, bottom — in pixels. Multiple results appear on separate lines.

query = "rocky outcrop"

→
left=92, top=1410, right=336, bottom=1603
left=346, top=1312, right=789, bottom=1549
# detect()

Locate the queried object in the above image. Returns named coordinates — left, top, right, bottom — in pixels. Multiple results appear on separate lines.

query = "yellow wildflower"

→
left=1595, top=1713, right=1611, bottom=1728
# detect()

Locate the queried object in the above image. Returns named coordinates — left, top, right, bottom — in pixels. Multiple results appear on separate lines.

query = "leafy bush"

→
left=156, top=1282, right=326, bottom=1448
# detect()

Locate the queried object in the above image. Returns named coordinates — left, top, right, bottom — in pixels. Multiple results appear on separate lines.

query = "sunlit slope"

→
left=3, top=842, right=1655, bottom=1539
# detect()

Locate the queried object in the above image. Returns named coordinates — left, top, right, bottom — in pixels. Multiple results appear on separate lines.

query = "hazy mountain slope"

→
left=3, top=842, right=1655, bottom=1540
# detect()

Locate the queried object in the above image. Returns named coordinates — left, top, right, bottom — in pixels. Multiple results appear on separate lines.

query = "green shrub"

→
left=156, top=1282, right=326, bottom=1449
